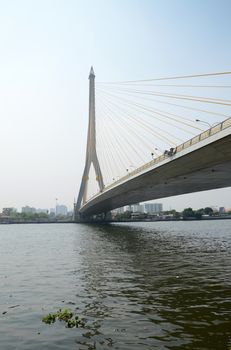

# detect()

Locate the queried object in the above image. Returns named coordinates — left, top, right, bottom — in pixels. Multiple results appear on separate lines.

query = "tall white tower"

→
left=75, top=67, right=104, bottom=219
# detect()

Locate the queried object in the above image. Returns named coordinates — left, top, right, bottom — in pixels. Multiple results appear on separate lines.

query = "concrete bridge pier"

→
left=74, top=209, right=112, bottom=223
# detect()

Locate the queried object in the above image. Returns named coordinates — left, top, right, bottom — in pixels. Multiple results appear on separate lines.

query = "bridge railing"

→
left=86, top=117, right=231, bottom=203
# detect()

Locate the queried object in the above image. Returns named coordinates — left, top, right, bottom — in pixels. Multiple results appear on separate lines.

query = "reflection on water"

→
left=0, top=221, right=230, bottom=349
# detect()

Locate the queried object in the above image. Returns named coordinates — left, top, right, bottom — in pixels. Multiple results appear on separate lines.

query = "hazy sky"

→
left=0, top=0, right=231, bottom=211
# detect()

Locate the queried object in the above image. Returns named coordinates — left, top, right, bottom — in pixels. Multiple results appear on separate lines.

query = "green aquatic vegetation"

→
left=66, top=318, right=77, bottom=328
left=42, top=309, right=86, bottom=328
left=56, top=309, right=73, bottom=322
left=74, top=316, right=86, bottom=328
left=42, top=313, right=57, bottom=324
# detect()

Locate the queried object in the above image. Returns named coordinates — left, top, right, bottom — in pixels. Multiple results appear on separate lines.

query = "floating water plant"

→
left=42, top=313, right=56, bottom=325
left=42, top=308, right=86, bottom=328
left=56, top=309, right=73, bottom=322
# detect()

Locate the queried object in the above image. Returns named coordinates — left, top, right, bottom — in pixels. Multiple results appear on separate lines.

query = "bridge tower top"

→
left=75, top=67, right=104, bottom=219
left=89, top=66, right=95, bottom=77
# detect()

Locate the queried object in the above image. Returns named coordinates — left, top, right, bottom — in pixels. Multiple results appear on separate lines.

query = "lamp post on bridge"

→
left=195, top=119, right=219, bottom=128
left=126, top=165, right=136, bottom=173
left=151, top=147, right=162, bottom=159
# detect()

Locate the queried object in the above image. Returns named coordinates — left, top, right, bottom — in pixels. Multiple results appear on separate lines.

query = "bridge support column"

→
left=103, top=211, right=112, bottom=221
left=74, top=67, right=104, bottom=221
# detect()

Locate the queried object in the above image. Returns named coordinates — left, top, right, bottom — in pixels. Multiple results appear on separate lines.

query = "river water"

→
left=0, top=221, right=230, bottom=350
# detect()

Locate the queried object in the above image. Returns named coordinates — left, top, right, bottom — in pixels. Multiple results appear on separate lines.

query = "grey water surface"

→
left=0, top=221, right=230, bottom=350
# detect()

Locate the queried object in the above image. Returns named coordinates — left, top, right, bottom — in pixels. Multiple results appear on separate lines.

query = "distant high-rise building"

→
left=219, top=207, right=226, bottom=213
left=144, top=203, right=163, bottom=213
left=132, top=203, right=144, bottom=213
left=36, top=208, right=48, bottom=214
left=22, top=206, right=36, bottom=214
left=56, top=204, right=68, bottom=216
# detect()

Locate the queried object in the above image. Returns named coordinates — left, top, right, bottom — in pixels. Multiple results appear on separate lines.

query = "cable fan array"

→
left=86, top=71, right=231, bottom=200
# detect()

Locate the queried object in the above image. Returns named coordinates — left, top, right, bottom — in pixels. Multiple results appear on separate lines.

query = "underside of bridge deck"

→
left=79, top=133, right=231, bottom=217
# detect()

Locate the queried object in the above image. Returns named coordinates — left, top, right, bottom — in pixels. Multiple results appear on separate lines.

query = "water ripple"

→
left=0, top=221, right=230, bottom=349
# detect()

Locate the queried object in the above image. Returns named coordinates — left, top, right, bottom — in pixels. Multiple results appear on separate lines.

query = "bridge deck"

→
left=80, top=118, right=231, bottom=216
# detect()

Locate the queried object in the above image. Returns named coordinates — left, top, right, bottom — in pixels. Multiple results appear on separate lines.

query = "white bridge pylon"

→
left=75, top=67, right=104, bottom=217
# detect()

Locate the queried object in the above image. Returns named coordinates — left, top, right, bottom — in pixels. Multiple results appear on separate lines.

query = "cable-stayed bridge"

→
left=74, top=69, right=231, bottom=221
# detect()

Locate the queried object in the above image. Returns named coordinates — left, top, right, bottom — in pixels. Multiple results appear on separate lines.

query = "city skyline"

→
left=0, top=1, right=231, bottom=211
left=8, top=203, right=71, bottom=214
left=2, top=197, right=230, bottom=214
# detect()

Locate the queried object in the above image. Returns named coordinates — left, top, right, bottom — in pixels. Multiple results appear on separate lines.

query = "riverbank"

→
left=112, top=215, right=231, bottom=223
left=0, top=215, right=231, bottom=224
left=0, top=219, right=73, bottom=224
